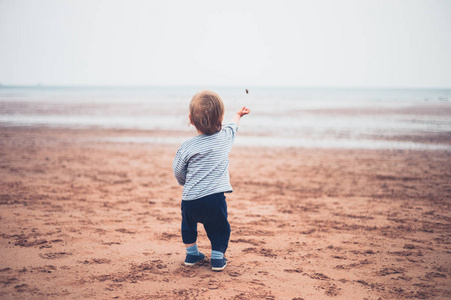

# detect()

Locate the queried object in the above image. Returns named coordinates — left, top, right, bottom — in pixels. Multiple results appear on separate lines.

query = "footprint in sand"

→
left=376, top=267, right=404, bottom=276
left=102, top=241, right=121, bottom=245
left=284, top=268, right=303, bottom=273
left=242, top=247, right=277, bottom=258
left=231, top=238, right=265, bottom=246
left=39, top=252, right=72, bottom=259
left=228, top=270, right=242, bottom=277
left=15, top=239, right=48, bottom=247
left=0, top=276, right=19, bottom=286
left=0, top=268, right=12, bottom=273
left=174, top=265, right=200, bottom=278
left=324, top=283, right=341, bottom=297
left=307, top=272, right=330, bottom=280
left=250, top=279, right=265, bottom=286
left=14, top=283, right=40, bottom=294
left=160, top=232, right=179, bottom=241
left=31, top=265, right=57, bottom=273
left=115, top=228, right=135, bottom=234
left=78, top=258, right=111, bottom=264
left=208, top=279, right=220, bottom=289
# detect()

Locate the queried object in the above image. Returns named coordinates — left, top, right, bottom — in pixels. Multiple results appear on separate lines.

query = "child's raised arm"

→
left=231, top=107, right=250, bottom=127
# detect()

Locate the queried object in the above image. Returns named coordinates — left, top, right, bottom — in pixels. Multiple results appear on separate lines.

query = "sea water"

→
left=0, top=86, right=450, bottom=150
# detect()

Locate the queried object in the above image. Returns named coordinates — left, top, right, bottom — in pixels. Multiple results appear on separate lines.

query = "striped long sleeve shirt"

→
left=173, top=123, right=238, bottom=201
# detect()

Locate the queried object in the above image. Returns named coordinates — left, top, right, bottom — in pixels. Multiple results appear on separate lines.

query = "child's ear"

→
left=189, top=114, right=193, bottom=125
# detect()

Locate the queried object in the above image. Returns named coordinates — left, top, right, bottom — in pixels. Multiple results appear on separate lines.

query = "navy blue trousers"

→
left=181, top=193, right=231, bottom=254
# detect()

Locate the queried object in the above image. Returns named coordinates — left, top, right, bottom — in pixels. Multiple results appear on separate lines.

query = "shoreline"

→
left=1, top=124, right=450, bottom=151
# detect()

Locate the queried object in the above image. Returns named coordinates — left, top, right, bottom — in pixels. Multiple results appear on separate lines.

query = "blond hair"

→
left=189, top=90, right=224, bottom=135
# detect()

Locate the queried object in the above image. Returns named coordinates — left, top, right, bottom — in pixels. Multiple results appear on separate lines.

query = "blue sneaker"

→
left=184, top=252, right=205, bottom=266
left=211, top=257, right=227, bottom=271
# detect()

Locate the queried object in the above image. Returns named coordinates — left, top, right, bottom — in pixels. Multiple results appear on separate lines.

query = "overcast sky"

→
left=0, top=0, right=450, bottom=88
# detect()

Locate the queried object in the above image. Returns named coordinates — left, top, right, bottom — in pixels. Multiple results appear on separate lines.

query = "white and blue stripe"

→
left=173, top=123, right=238, bottom=201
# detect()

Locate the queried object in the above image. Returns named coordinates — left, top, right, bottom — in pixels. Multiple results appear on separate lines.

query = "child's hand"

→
left=237, top=107, right=250, bottom=117
left=231, top=107, right=250, bottom=126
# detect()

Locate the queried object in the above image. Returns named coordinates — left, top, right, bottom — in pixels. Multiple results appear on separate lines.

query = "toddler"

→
left=173, top=90, right=250, bottom=271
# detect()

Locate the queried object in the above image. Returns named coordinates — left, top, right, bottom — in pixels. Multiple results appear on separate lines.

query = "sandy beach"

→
left=0, top=126, right=450, bottom=299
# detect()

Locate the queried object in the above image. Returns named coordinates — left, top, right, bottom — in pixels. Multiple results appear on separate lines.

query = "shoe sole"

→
left=184, top=259, right=204, bottom=266
left=212, top=262, right=227, bottom=271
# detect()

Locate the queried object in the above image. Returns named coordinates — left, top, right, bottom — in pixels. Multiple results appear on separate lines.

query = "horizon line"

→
left=0, top=84, right=450, bottom=90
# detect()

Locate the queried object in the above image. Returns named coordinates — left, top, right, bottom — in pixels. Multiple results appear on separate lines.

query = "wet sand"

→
left=0, top=126, right=450, bottom=299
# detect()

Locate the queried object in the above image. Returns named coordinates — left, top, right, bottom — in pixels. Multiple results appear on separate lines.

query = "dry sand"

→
left=0, top=126, right=450, bottom=299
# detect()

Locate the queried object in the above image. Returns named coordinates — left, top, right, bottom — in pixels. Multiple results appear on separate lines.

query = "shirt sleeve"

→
left=223, top=123, right=238, bottom=143
left=173, top=147, right=187, bottom=186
